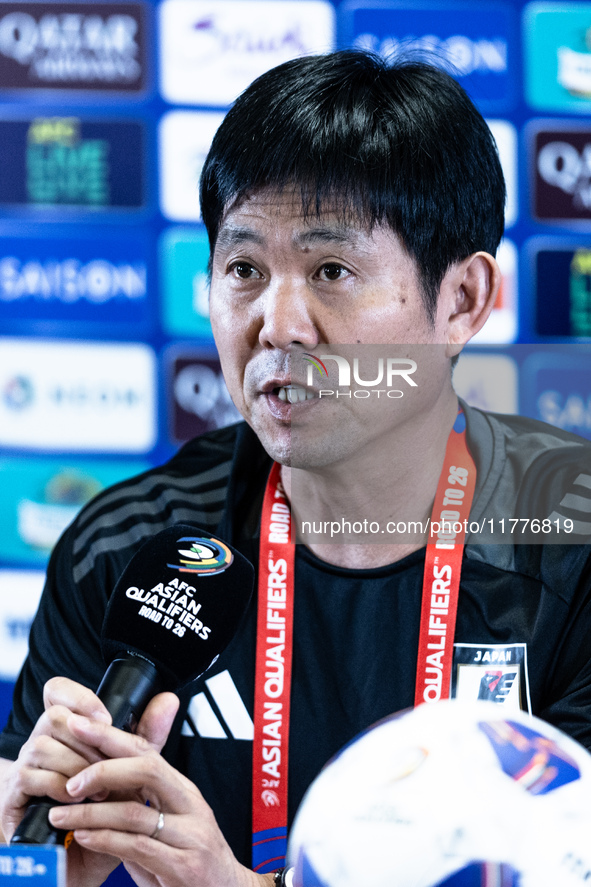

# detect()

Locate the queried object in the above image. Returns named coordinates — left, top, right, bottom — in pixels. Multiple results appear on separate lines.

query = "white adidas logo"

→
left=182, top=669, right=254, bottom=740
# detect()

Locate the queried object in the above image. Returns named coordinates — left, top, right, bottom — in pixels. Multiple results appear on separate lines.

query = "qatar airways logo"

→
left=302, top=352, right=418, bottom=399
left=0, top=4, right=145, bottom=91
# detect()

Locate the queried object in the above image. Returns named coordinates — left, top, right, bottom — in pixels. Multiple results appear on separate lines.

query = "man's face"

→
left=209, top=189, right=456, bottom=466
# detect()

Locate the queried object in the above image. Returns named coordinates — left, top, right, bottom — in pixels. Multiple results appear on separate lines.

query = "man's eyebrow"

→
left=215, top=226, right=265, bottom=251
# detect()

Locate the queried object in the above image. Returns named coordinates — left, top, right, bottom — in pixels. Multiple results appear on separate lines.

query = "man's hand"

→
left=45, top=715, right=274, bottom=887
left=0, top=678, right=114, bottom=841
left=0, top=676, right=179, bottom=887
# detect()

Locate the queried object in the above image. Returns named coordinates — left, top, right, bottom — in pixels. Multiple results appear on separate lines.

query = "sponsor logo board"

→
left=0, top=2, right=147, bottom=93
left=340, top=0, right=517, bottom=110
left=532, top=126, right=591, bottom=222
left=159, top=0, right=335, bottom=106
left=0, top=229, right=152, bottom=329
left=525, top=2, right=591, bottom=113
left=0, top=456, right=148, bottom=564
left=0, top=569, right=45, bottom=680
left=0, top=117, right=144, bottom=210
left=159, top=111, right=224, bottom=222
left=453, top=351, right=519, bottom=414
left=0, top=338, right=156, bottom=452
left=487, top=119, right=518, bottom=229
left=533, top=242, right=591, bottom=338
left=167, top=348, right=241, bottom=443
left=521, top=349, right=591, bottom=440
left=160, top=227, right=212, bottom=339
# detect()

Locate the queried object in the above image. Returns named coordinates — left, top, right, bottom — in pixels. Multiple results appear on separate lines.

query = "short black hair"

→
left=199, top=50, right=505, bottom=321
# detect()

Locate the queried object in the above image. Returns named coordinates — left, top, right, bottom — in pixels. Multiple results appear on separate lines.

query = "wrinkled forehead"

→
left=215, top=185, right=391, bottom=255
left=218, top=184, right=381, bottom=234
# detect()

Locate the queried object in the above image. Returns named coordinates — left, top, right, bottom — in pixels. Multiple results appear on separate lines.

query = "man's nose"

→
left=258, top=276, right=320, bottom=351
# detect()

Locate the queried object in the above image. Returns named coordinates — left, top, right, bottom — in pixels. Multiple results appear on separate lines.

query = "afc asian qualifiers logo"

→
left=167, top=535, right=233, bottom=576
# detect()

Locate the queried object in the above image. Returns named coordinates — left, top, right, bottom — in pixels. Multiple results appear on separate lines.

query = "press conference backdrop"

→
left=0, top=0, right=590, bottom=879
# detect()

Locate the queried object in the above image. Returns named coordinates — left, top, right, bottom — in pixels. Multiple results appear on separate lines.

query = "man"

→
left=1, top=50, right=591, bottom=887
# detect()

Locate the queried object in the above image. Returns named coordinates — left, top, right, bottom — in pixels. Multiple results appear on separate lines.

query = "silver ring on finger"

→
left=150, top=811, right=165, bottom=840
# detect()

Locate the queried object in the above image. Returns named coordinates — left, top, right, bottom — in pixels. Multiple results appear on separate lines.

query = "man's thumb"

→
left=136, top=692, right=180, bottom=752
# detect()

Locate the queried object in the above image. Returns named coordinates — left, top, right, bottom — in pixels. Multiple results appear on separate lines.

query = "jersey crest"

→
left=452, top=643, right=531, bottom=712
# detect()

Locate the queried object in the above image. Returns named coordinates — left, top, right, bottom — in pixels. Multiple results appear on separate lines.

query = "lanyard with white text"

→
left=252, top=411, right=476, bottom=871
left=414, top=409, right=477, bottom=706
left=252, top=461, right=295, bottom=874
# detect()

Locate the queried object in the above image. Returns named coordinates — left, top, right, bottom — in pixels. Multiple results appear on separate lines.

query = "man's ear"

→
left=440, top=251, right=502, bottom=358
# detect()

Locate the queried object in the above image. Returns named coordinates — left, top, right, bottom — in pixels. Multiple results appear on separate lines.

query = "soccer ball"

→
left=287, top=701, right=591, bottom=887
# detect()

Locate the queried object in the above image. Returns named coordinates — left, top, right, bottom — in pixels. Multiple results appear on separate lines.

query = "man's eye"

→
left=317, top=263, right=349, bottom=281
left=231, top=262, right=260, bottom=279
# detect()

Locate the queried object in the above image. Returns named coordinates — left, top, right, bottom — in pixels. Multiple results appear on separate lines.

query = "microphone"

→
left=11, top=525, right=254, bottom=846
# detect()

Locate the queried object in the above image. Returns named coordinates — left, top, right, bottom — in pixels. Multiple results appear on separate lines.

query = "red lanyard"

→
left=414, top=410, right=477, bottom=706
left=252, top=411, right=476, bottom=873
left=252, top=462, right=295, bottom=874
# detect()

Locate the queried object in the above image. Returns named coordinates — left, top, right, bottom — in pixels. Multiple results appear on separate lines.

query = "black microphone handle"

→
left=96, top=656, right=163, bottom=732
left=10, top=656, right=162, bottom=846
